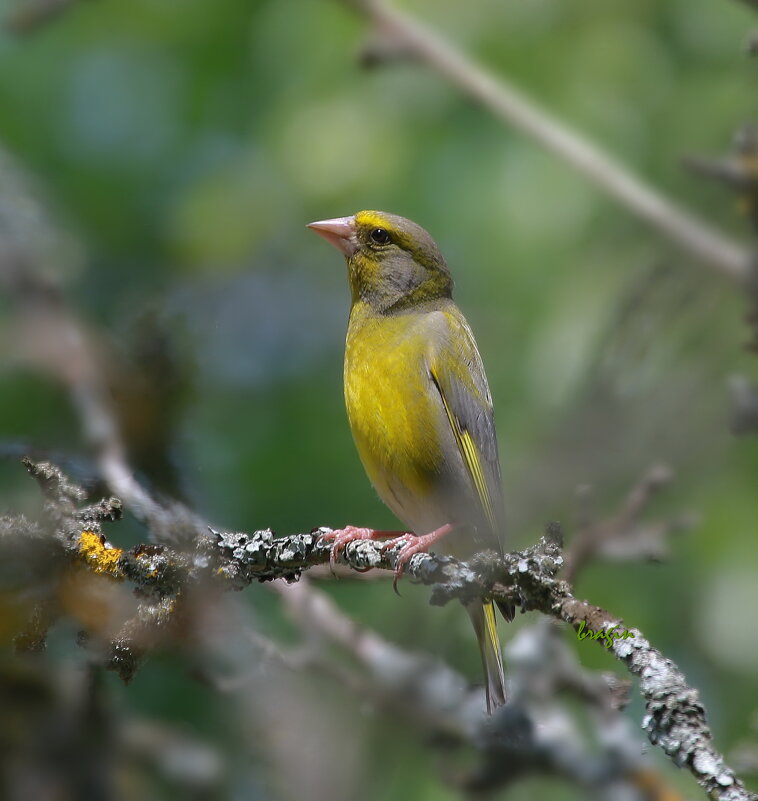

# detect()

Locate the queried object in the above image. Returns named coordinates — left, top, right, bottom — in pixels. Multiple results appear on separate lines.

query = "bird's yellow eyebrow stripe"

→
left=354, top=210, right=392, bottom=230
left=430, top=368, right=498, bottom=534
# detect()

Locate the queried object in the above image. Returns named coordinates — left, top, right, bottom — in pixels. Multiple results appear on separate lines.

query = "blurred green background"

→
left=1, top=0, right=758, bottom=798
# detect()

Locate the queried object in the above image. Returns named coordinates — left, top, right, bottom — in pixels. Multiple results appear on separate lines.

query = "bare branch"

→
left=342, top=0, right=752, bottom=282
left=564, top=464, right=695, bottom=583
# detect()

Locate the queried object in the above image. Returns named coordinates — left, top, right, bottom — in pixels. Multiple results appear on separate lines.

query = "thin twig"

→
left=564, top=464, right=694, bottom=583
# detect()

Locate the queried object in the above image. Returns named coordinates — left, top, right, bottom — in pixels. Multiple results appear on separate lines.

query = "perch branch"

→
left=20, top=464, right=755, bottom=801
left=165, top=526, right=758, bottom=801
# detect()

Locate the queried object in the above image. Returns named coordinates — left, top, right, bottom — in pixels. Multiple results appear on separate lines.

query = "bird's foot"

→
left=381, top=523, right=455, bottom=594
left=320, top=525, right=407, bottom=573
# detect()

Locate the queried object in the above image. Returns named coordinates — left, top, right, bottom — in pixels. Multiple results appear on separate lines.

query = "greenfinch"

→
left=308, top=210, right=510, bottom=712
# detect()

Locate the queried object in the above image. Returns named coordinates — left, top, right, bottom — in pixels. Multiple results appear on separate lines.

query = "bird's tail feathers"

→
left=496, top=599, right=516, bottom=622
left=466, top=600, right=506, bottom=713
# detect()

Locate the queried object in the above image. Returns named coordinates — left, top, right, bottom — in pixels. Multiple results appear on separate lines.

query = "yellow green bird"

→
left=308, top=210, right=511, bottom=712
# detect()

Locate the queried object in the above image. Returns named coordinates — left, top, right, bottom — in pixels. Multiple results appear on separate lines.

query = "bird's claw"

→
left=319, top=524, right=452, bottom=590
left=319, top=526, right=377, bottom=575
left=381, top=524, right=455, bottom=594
left=379, top=534, right=427, bottom=595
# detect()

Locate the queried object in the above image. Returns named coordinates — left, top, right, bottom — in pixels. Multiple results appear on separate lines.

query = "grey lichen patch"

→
left=344, top=538, right=385, bottom=570
left=22, top=457, right=86, bottom=505
left=640, top=655, right=680, bottom=695
left=693, top=749, right=724, bottom=778
left=79, top=497, right=123, bottom=527
left=690, top=748, right=739, bottom=793
left=612, top=630, right=644, bottom=659
left=209, top=528, right=326, bottom=585
left=215, top=528, right=274, bottom=562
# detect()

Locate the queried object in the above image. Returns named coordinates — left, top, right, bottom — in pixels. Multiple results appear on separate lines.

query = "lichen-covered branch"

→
left=15, top=459, right=756, bottom=801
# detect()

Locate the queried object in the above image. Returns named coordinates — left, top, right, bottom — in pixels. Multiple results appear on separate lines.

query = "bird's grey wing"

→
left=424, top=308, right=506, bottom=555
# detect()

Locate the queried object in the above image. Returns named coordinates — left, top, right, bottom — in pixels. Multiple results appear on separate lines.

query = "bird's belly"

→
left=344, top=321, right=447, bottom=531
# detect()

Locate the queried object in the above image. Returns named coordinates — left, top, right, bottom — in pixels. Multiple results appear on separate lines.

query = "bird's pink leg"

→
left=320, top=525, right=408, bottom=572
left=380, top=523, right=455, bottom=592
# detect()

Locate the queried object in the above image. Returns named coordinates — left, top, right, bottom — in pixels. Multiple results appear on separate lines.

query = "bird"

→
left=307, top=210, right=511, bottom=712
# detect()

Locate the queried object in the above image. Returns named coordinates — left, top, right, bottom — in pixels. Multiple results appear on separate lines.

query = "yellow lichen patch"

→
left=77, top=530, right=124, bottom=578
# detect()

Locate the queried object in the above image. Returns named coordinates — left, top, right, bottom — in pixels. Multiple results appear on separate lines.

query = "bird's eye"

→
left=369, top=228, right=390, bottom=245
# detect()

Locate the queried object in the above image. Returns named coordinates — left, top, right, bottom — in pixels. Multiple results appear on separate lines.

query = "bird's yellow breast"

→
left=344, top=303, right=443, bottom=511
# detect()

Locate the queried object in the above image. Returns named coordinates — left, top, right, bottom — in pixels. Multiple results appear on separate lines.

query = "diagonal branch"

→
left=160, top=525, right=758, bottom=801
left=342, top=0, right=752, bottom=282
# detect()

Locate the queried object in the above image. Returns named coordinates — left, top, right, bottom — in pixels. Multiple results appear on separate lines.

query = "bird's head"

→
left=308, top=210, right=453, bottom=312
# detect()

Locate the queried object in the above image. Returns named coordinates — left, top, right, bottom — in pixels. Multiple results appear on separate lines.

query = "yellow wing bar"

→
left=431, top=368, right=498, bottom=534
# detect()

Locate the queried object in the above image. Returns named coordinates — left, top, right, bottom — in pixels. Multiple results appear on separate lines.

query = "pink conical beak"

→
left=307, top=215, right=358, bottom=257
